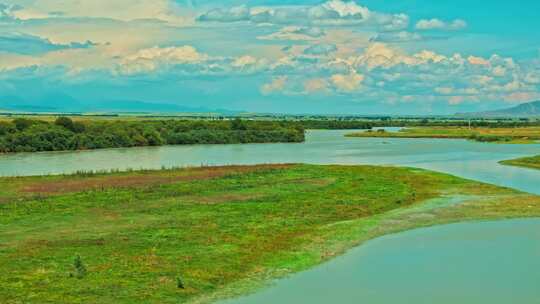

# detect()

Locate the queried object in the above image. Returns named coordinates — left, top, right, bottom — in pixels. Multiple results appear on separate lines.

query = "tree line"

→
left=0, top=118, right=305, bottom=153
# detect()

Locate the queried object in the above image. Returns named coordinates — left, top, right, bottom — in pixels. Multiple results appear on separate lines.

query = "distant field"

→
left=346, top=126, right=540, bottom=143
left=1, top=164, right=539, bottom=303
left=500, top=155, right=540, bottom=170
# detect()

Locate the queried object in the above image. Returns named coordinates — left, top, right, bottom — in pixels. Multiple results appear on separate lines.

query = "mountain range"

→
left=0, top=96, right=238, bottom=115
left=457, top=101, right=540, bottom=118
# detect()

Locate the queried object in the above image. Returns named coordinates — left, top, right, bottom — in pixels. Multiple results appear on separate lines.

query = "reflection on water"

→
left=1, top=130, right=539, bottom=193
left=222, top=219, right=540, bottom=304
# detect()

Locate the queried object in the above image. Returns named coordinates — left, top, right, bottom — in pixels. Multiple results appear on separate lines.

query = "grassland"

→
left=346, top=126, right=540, bottom=143
left=1, top=164, right=539, bottom=304
left=500, top=155, right=540, bottom=170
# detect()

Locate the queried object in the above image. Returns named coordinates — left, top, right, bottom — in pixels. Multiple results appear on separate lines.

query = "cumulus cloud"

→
left=261, top=76, right=288, bottom=95
left=467, top=55, right=490, bottom=66
left=416, top=18, right=467, bottom=30
left=304, top=78, right=329, bottom=93
left=198, top=0, right=409, bottom=31
left=120, top=46, right=209, bottom=74
left=331, top=70, right=364, bottom=91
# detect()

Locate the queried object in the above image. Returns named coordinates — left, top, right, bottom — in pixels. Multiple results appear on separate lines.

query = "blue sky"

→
left=1, top=0, right=540, bottom=114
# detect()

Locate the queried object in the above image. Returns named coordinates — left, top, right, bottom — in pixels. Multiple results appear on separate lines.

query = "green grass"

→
left=1, top=164, right=539, bottom=304
left=346, top=127, right=540, bottom=143
left=500, top=155, right=540, bottom=170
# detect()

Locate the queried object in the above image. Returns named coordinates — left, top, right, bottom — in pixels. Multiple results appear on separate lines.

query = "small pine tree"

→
left=176, top=277, right=185, bottom=289
left=73, top=255, right=87, bottom=279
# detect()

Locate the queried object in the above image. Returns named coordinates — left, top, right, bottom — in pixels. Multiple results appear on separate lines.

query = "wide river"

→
left=1, top=130, right=540, bottom=303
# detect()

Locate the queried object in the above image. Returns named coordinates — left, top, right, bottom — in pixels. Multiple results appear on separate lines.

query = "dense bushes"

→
left=469, top=134, right=513, bottom=142
left=0, top=118, right=305, bottom=153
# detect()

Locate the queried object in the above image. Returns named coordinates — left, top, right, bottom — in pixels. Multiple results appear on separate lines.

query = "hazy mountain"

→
left=0, top=96, right=239, bottom=115
left=457, top=101, right=540, bottom=118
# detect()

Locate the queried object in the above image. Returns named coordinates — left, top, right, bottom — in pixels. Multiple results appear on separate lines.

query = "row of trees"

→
left=0, top=118, right=305, bottom=153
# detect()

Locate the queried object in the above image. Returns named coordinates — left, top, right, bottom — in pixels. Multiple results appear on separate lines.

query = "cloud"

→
left=257, top=26, right=325, bottom=41
left=524, top=72, right=540, bottom=84
left=491, top=66, right=506, bottom=77
left=198, top=0, right=409, bottom=31
left=502, top=92, right=540, bottom=103
left=304, top=78, right=329, bottom=93
left=0, top=3, right=20, bottom=21
left=370, top=31, right=422, bottom=43
left=261, top=76, right=288, bottom=95
left=304, top=43, right=337, bottom=56
left=415, top=18, right=467, bottom=31
left=331, top=70, right=364, bottom=91
left=1, top=0, right=188, bottom=24
left=0, top=32, right=96, bottom=55
left=467, top=55, right=490, bottom=66
left=119, top=46, right=209, bottom=74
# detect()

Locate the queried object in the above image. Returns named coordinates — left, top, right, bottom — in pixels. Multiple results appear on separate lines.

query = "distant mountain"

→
left=457, top=101, right=540, bottom=118
left=0, top=96, right=239, bottom=115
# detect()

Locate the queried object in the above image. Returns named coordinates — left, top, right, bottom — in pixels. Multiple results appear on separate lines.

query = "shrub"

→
left=72, top=255, right=87, bottom=279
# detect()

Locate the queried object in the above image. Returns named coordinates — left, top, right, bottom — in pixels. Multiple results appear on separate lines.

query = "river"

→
left=1, top=130, right=540, bottom=303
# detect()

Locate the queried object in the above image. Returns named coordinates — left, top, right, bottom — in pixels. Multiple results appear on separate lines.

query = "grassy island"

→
left=500, top=155, right=540, bottom=170
left=346, top=127, right=540, bottom=143
left=1, top=164, right=539, bottom=303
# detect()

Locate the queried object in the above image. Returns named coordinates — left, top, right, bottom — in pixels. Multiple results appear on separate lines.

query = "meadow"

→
left=346, top=126, right=540, bottom=143
left=1, top=164, right=539, bottom=303
left=500, top=155, right=540, bottom=170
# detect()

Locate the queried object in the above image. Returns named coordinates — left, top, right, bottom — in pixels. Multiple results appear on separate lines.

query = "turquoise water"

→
left=1, top=130, right=540, bottom=303
left=222, top=219, right=540, bottom=304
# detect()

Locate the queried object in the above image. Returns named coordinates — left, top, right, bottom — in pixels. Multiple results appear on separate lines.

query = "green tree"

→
left=13, top=118, right=33, bottom=131
left=55, top=117, right=75, bottom=132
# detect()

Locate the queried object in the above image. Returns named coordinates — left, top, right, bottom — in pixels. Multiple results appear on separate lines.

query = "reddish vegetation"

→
left=19, top=164, right=293, bottom=196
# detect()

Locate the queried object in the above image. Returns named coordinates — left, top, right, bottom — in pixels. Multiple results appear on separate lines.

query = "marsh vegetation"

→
left=1, top=164, right=539, bottom=303
left=346, top=126, right=540, bottom=143
left=500, top=155, right=540, bottom=170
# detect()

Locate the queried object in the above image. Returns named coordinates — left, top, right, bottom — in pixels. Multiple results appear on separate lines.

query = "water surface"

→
left=2, top=130, right=540, bottom=303
left=222, top=219, right=540, bottom=304
left=1, top=130, right=540, bottom=195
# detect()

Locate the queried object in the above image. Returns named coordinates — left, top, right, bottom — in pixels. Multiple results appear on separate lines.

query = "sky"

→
left=1, top=0, right=540, bottom=115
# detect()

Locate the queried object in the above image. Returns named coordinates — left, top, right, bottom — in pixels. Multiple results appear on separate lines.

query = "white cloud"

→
left=331, top=70, right=364, bottom=91
left=304, top=78, right=329, bottom=93
left=491, top=66, right=506, bottom=77
left=524, top=72, right=540, bottom=84
left=261, top=76, right=288, bottom=95
left=120, top=46, right=209, bottom=74
left=416, top=18, right=467, bottom=31
left=435, top=87, right=454, bottom=95
left=3, top=0, right=189, bottom=24
left=257, top=26, right=325, bottom=41
left=468, top=55, right=490, bottom=66
left=502, top=92, right=540, bottom=103
left=198, top=0, right=409, bottom=31
left=448, top=96, right=465, bottom=105
left=370, top=31, right=422, bottom=43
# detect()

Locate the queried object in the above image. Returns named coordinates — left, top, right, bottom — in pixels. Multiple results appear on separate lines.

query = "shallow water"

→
left=222, top=219, right=540, bottom=304
left=1, top=130, right=540, bottom=303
